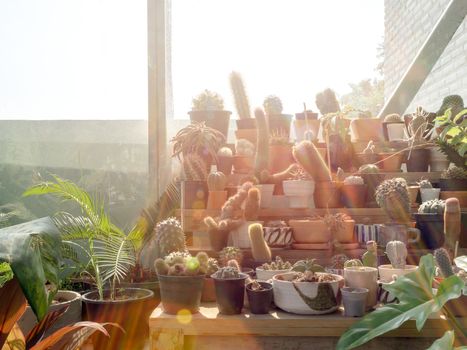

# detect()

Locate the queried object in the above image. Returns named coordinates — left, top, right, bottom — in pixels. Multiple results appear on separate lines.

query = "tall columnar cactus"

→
left=444, top=198, right=461, bottom=251
left=292, top=140, right=331, bottom=182
left=244, top=187, right=260, bottom=221
left=248, top=223, right=271, bottom=262
left=182, top=153, right=208, bottom=181
left=254, top=108, right=270, bottom=178
left=207, top=171, right=227, bottom=191
left=418, top=199, right=446, bottom=214
left=385, top=240, right=407, bottom=269
left=375, top=178, right=410, bottom=223
left=263, top=95, right=283, bottom=116
left=229, top=71, right=251, bottom=120
left=154, top=217, right=187, bottom=260
left=434, top=248, right=454, bottom=277
left=315, top=88, right=340, bottom=115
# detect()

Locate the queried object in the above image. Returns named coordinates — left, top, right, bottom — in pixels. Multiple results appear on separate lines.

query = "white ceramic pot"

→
left=386, top=123, right=407, bottom=141
left=256, top=184, right=275, bottom=208
left=256, top=267, right=291, bottom=281
left=344, top=267, right=378, bottom=309
left=283, top=180, right=315, bottom=208
left=272, top=272, right=343, bottom=315
left=231, top=221, right=263, bottom=248
left=378, top=264, right=418, bottom=283
left=420, top=188, right=441, bottom=202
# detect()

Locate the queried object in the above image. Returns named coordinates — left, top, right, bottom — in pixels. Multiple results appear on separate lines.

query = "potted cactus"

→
left=256, top=256, right=293, bottom=281
left=414, top=199, right=446, bottom=249
left=358, top=164, right=385, bottom=207
left=248, top=223, right=272, bottom=264
left=405, top=106, right=431, bottom=172
left=282, top=166, right=315, bottom=208
left=218, top=246, right=243, bottom=267
left=382, top=113, right=406, bottom=141
left=211, top=265, right=249, bottom=314
left=231, top=186, right=262, bottom=248
left=263, top=95, right=292, bottom=138
left=206, top=169, right=228, bottom=209
left=440, top=165, right=467, bottom=191
left=216, top=146, right=234, bottom=176
left=189, top=89, right=232, bottom=137
left=378, top=240, right=418, bottom=283
left=233, top=139, right=255, bottom=174
left=155, top=252, right=208, bottom=314
left=356, top=140, right=379, bottom=166
left=230, top=71, right=255, bottom=129
left=246, top=280, right=274, bottom=314
left=341, top=175, right=367, bottom=208
left=201, top=258, right=220, bottom=302
left=418, top=179, right=440, bottom=202
left=324, top=213, right=356, bottom=244
left=343, top=259, right=378, bottom=309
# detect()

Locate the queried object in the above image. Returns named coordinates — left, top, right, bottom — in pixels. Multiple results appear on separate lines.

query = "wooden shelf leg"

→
left=150, top=328, right=184, bottom=350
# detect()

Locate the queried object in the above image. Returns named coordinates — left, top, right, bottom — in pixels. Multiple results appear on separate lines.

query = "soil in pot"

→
left=269, top=143, right=294, bottom=174
left=212, top=273, right=248, bottom=315
left=189, top=110, right=232, bottom=138
left=314, top=181, right=341, bottom=208
left=378, top=152, right=404, bottom=172
left=181, top=181, right=208, bottom=209
left=82, top=288, right=154, bottom=350
left=414, top=213, right=445, bottom=249
left=246, top=281, right=273, bottom=314
left=341, top=184, right=367, bottom=208
left=341, top=287, right=368, bottom=317
left=405, top=148, right=430, bottom=172
left=158, top=274, right=204, bottom=314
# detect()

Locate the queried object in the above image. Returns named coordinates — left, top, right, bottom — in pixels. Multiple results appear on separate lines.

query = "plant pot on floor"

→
left=231, top=221, right=263, bottom=248
left=341, top=184, right=367, bottom=208
left=246, top=281, right=273, bottom=314
left=268, top=114, right=293, bottom=138
left=18, top=290, right=82, bottom=337
left=269, top=143, right=294, bottom=174
left=414, top=213, right=445, bottom=249
left=283, top=180, right=315, bottom=208
left=212, top=272, right=249, bottom=315
left=201, top=277, right=217, bottom=302
left=350, top=118, right=383, bottom=142
left=378, top=152, right=404, bottom=172
left=256, top=184, right=275, bottom=208
left=181, top=181, right=208, bottom=209
left=405, top=148, right=430, bottom=172
left=341, top=287, right=369, bottom=317
left=189, top=110, right=232, bottom=138
left=82, top=288, right=154, bottom=350
left=420, top=188, right=440, bottom=202
left=158, top=275, right=204, bottom=314
left=314, top=181, right=341, bottom=208
left=343, top=267, right=378, bottom=309
left=232, top=155, right=254, bottom=174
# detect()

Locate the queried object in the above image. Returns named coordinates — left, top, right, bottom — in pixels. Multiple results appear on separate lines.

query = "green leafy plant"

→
left=337, top=254, right=465, bottom=349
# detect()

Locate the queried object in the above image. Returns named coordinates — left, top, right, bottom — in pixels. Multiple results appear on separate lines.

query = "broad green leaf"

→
left=454, top=256, right=467, bottom=271
left=453, top=109, right=467, bottom=123
left=428, top=330, right=455, bottom=350
left=0, top=217, right=62, bottom=321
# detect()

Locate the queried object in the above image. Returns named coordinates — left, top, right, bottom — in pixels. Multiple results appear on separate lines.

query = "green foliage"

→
left=0, top=262, right=13, bottom=288
left=337, top=254, right=465, bottom=350
left=340, top=79, right=384, bottom=116
left=427, top=330, right=467, bottom=350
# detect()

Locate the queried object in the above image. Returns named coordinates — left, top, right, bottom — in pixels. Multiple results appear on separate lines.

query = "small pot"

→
left=356, top=153, right=379, bottom=166
left=335, top=220, right=356, bottom=243
left=189, top=110, right=232, bottom=138
left=350, top=118, right=383, bottom=142
left=378, top=265, right=418, bottom=283
left=283, top=180, right=315, bottom=208
left=268, top=114, right=293, bottom=138
left=289, top=219, right=330, bottom=243
left=263, top=226, right=293, bottom=247
left=269, top=143, right=294, bottom=174
left=314, top=181, right=341, bottom=208
left=341, top=287, right=369, bottom=317
left=201, top=277, right=217, bottom=302
left=235, top=129, right=257, bottom=145
left=405, top=148, right=430, bottom=172
left=181, top=181, right=208, bottom=209
left=439, top=178, right=467, bottom=191
left=236, top=118, right=256, bottom=130
left=212, top=273, right=249, bottom=315
left=420, top=188, right=440, bottom=202
left=341, top=184, right=367, bottom=208
left=231, top=221, right=263, bottom=248
left=208, top=228, right=229, bottom=251
left=158, top=274, right=204, bottom=315
left=256, top=184, right=275, bottom=208
left=232, top=155, right=254, bottom=174
left=216, top=156, right=233, bottom=176
left=344, top=267, right=378, bottom=309
left=256, top=267, right=292, bottom=281
left=246, top=281, right=273, bottom=314
left=382, top=122, right=406, bottom=141
left=408, top=186, right=419, bottom=206
left=414, top=213, right=445, bottom=249
left=378, top=152, right=404, bottom=172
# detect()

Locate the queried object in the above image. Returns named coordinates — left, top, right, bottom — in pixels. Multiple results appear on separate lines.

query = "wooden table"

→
left=149, top=303, right=467, bottom=350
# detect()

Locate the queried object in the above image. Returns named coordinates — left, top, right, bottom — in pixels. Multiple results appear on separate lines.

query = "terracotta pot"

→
left=235, top=129, right=257, bottom=145
left=189, top=110, right=232, bottom=138
left=293, top=118, right=320, bottom=142
left=289, top=219, right=330, bottom=243
left=232, top=155, right=254, bottom=174
left=356, top=153, right=379, bottom=166
left=201, top=277, right=217, bottom=302
left=360, top=174, right=385, bottom=206
left=236, top=118, right=256, bottom=129
left=314, top=181, right=341, bottom=208
left=335, top=220, right=356, bottom=243
left=341, top=184, right=367, bottom=208
left=378, top=152, right=404, bottom=172
left=181, top=181, right=208, bottom=209
left=405, top=148, right=430, bottom=172
left=344, top=267, right=378, bottom=309
left=269, top=143, right=294, bottom=173
left=207, top=190, right=227, bottom=210
left=350, top=118, right=383, bottom=142
left=216, top=156, right=233, bottom=176
left=440, top=191, right=467, bottom=207
left=408, top=186, right=420, bottom=206
left=268, top=114, right=293, bottom=138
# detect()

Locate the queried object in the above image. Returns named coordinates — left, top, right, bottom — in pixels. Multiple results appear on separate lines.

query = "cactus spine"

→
left=292, top=140, right=331, bottom=182
left=229, top=71, right=251, bottom=120
left=385, top=240, right=407, bottom=269
left=212, top=266, right=241, bottom=279
left=154, top=217, right=187, bottom=260
left=375, top=178, right=410, bottom=223
left=254, top=108, right=270, bottom=179
left=248, top=223, right=271, bottom=262
left=434, top=248, right=454, bottom=277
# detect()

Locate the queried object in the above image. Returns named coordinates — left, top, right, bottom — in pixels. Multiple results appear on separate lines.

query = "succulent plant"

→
left=330, top=254, right=349, bottom=270
left=344, top=259, right=364, bottom=268
left=212, top=266, right=240, bottom=279
left=383, top=113, right=403, bottom=123
left=182, top=153, right=208, bottom=181
left=362, top=140, right=376, bottom=154
left=154, top=217, right=187, bottom=260
left=263, top=95, right=283, bottom=116
left=205, top=257, right=220, bottom=275
left=418, top=179, right=432, bottom=189
left=315, top=88, right=340, bottom=115
left=244, top=188, right=260, bottom=221
left=229, top=71, right=251, bottom=119
left=386, top=240, right=407, bottom=269
left=217, top=147, right=233, bottom=157
left=207, top=171, right=227, bottom=191
left=418, top=199, right=445, bottom=214
left=261, top=256, right=292, bottom=270
left=344, top=175, right=364, bottom=186
left=248, top=223, right=271, bottom=262
left=442, top=165, right=467, bottom=180
left=436, top=95, right=464, bottom=117
left=292, top=258, right=325, bottom=273
left=407, top=106, right=428, bottom=142
left=192, top=89, right=224, bottom=111
left=358, top=164, right=380, bottom=174
left=434, top=248, right=454, bottom=277
left=362, top=241, right=377, bottom=268
left=292, top=140, right=332, bottom=182
left=236, top=138, right=255, bottom=157
left=375, top=178, right=410, bottom=223
left=219, top=246, right=243, bottom=267
left=154, top=251, right=209, bottom=276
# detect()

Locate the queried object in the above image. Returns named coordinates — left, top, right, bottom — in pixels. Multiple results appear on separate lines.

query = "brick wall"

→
left=384, top=0, right=467, bottom=114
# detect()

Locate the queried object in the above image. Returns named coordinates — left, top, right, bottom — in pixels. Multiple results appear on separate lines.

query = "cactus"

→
left=362, top=140, right=376, bottom=154
left=330, top=254, right=349, bottom=270
left=444, top=198, right=461, bottom=251
left=168, top=263, right=186, bottom=276
left=212, top=266, right=240, bottom=279
left=226, top=259, right=241, bottom=270
left=418, top=179, right=432, bottom=189
left=154, top=217, right=187, bottom=260
left=292, top=258, right=325, bottom=273
left=315, top=88, right=340, bottom=115
left=229, top=71, right=251, bottom=119
left=217, top=146, right=233, bottom=157
left=207, top=171, right=227, bottom=191
left=362, top=241, right=377, bottom=268
left=344, top=259, right=364, bottom=268
left=418, top=199, right=445, bottom=214
left=263, top=95, right=283, bottom=116
left=182, top=153, right=208, bottom=181
left=192, top=89, right=224, bottom=111
left=383, top=114, right=403, bottom=123
left=235, top=138, right=255, bottom=157
left=206, top=258, right=220, bottom=275
left=156, top=251, right=208, bottom=276
left=385, top=240, right=407, bottom=269
left=254, top=108, right=270, bottom=178
left=260, top=164, right=299, bottom=184
left=219, top=246, right=243, bottom=267
left=408, top=106, right=428, bottom=142
left=248, top=223, right=271, bottom=262
left=436, top=95, right=464, bottom=117
left=344, top=176, right=364, bottom=186
left=358, top=164, right=380, bottom=174
left=434, top=248, right=454, bottom=277
left=261, top=256, right=292, bottom=270
left=244, top=187, right=260, bottom=221
left=375, top=178, right=410, bottom=223
left=292, top=140, right=332, bottom=182
left=442, top=165, right=467, bottom=180
left=154, top=258, right=169, bottom=275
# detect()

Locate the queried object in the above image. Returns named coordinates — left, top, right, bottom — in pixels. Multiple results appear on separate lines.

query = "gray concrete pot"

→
left=341, top=287, right=368, bottom=317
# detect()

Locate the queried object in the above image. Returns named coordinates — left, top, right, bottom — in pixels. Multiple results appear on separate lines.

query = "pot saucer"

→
left=292, top=242, right=330, bottom=250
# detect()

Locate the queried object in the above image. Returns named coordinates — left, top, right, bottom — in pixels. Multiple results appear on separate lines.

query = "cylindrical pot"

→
left=256, top=184, right=275, bottom=208
left=378, top=153, right=404, bottom=172
left=341, top=184, right=367, bottom=208
left=235, top=129, right=257, bottom=145
left=356, top=153, right=379, bottom=166
left=420, top=188, right=440, bottom=202
left=360, top=174, right=385, bottom=206
left=246, top=281, right=273, bottom=314
left=289, top=219, right=330, bottom=243
left=408, top=186, right=420, bottom=206
left=201, top=277, right=217, bottom=302
left=158, top=275, right=204, bottom=315
left=181, top=181, right=208, bottom=209
left=378, top=265, right=418, bottom=283
left=283, top=180, right=315, bottom=209
left=335, top=220, right=356, bottom=243
left=82, top=288, right=154, bottom=350
left=119, top=280, right=161, bottom=311
left=350, top=118, right=383, bottom=142
left=293, top=117, right=320, bottom=142
left=207, top=190, right=228, bottom=209
left=18, top=290, right=82, bottom=337
left=208, top=228, right=229, bottom=251
left=231, top=221, right=263, bottom=248
left=341, top=287, right=369, bottom=317
left=236, top=118, right=256, bottom=130
left=263, top=226, right=293, bottom=247
left=216, top=156, right=233, bottom=176
left=343, top=267, right=378, bottom=309
left=232, top=155, right=254, bottom=174
left=268, top=114, right=293, bottom=138
left=189, top=110, right=232, bottom=138
left=212, top=273, right=248, bottom=315
left=256, top=267, right=292, bottom=281
left=314, top=181, right=341, bottom=208
left=405, top=148, right=430, bottom=172
left=269, top=143, right=294, bottom=174
left=429, top=147, right=450, bottom=172
left=414, top=213, right=445, bottom=249
left=439, top=178, right=467, bottom=191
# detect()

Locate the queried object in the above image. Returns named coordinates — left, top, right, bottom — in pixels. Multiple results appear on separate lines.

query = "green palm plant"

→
left=23, top=175, right=144, bottom=300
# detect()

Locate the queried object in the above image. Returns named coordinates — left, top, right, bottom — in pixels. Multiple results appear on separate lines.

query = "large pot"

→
left=283, top=180, right=315, bottom=208
left=158, top=275, right=204, bottom=314
left=272, top=272, right=343, bottom=315
left=232, top=155, right=254, bottom=174
left=440, top=191, right=467, bottom=207
left=82, top=288, right=154, bottom=350
left=378, top=152, right=404, bottom=172
left=119, top=279, right=160, bottom=310
left=414, top=213, right=445, bottom=249
left=439, top=178, right=467, bottom=191
left=289, top=219, right=330, bottom=244
left=405, top=148, right=430, bottom=172
left=189, top=110, right=232, bottom=138
left=263, top=226, right=293, bottom=247
left=314, top=181, right=341, bottom=208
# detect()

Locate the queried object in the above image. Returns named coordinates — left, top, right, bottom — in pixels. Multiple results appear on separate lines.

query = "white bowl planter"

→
left=272, top=272, right=343, bottom=315
left=256, top=267, right=291, bottom=281
left=420, top=188, right=440, bottom=202
left=283, top=180, right=315, bottom=208
left=256, top=184, right=275, bottom=208
left=378, top=264, right=418, bottom=283
left=231, top=221, right=263, bottom=248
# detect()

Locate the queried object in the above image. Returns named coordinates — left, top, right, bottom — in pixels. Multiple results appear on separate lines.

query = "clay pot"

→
left=350, top=118, right=383, bottom=142
left=356, top=153, right=379, bottom=166
left=341, top=184, right=367, bottom=208
left=360, top=174, right=385, bottom=206
left=268, top=114, right=293, bottom=138
left=440, top=191, right=467, bottom=207
left=201, top=277, right=217, bottom=302
left=236, top=118, right=256, bottom=129
left=235, top=129, right=257, bottom=145
left=269, top=143, right=294, bottom=174
left=378, top=153, right=404, bottom=172
left=405, top=148, right=430, bottom=172
left=429, top=147, right=450, bottom=172
left=232, top=155, right=254, bottom=174
left=314, top=181, right=341, bottom=208
left=216, top=156, right=233, bottom=176
left=283, top=180, right=315, bottom=208
left=289, top=219, right=330, bottom=243
left=189, top=110, right=232, bottom=138
left=207, top=191, right=227, bottom=210
left=335, top=220, right=356, bottom=243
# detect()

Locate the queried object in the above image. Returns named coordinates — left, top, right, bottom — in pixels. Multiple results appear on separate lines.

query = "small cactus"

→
left=434, top=248, right=454, bottom=277
left=219, top=246, right=243, bottom=267
left=375, top=178, right=410, bottom=223
left=206, top=258, right=220, bottom=275
left=248, top=223, right=271, bottom=262
left=244, top=187, right=260, bottom=221
left=418, top=179, right=432, bottom=189
left=418, top=199, right=446, bottom=214
left=156, top=251, right=208, bottom=276
left=154, top=258, right=169, bottom=275
left=154, top=218, right=187, bottom=260
left=212, top=266, right=240, bottom=279
left=383, top=114, right=403, bottom=123
left=442, top=165, right=467, bottom=180
left=362, top=241, right=377, bottom=268
left=263, top=95, right=283, bottom=116
left=261, top=256, right=292, bottom=270
left=192, top=89, right=224, bottom=111
left=386, top=240, right=407, bottom=269
left=168, top=263, right=186, bottom=276
left=217, top=146, right=233, bottom=157
left=207, top=171, right=227, bottom=191
left=408, top=106, right=428, bottom=141
left=344, top=175, right=364, bottom=186
left=344, top=259, right=364, bottom=268
left=226, top=259, right=241, bottom=270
